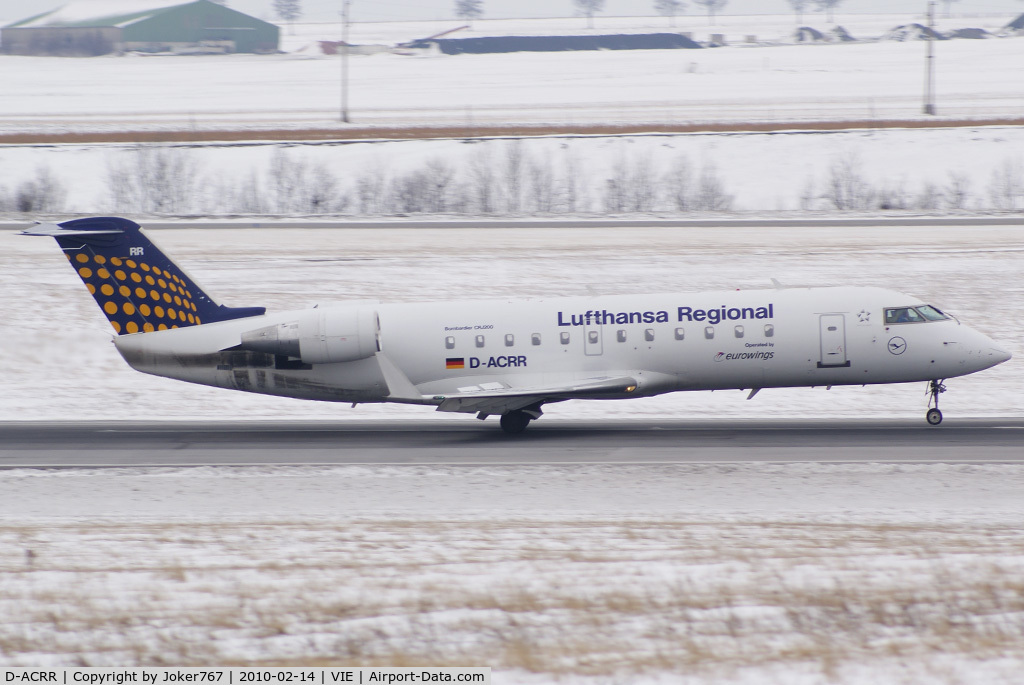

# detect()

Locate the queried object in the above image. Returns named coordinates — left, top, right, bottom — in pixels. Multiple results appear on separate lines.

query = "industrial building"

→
left=2, top=0, right=279, bottom=56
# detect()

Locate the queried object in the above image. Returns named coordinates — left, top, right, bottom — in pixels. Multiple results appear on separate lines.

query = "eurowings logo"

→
left=715, top=351, right=775, bottom=362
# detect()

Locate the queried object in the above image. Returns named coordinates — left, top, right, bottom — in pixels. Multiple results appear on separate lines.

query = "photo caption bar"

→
left=1, top=668, right=489, bottom=685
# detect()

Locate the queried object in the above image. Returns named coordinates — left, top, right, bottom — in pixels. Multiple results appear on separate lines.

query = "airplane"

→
left=23, top=216, right=1012, bottom=433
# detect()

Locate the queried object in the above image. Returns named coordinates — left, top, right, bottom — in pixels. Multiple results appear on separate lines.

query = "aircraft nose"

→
left=974, top=332, right=1012, bottom=369
left=993, top=346, right=1012, bottom=365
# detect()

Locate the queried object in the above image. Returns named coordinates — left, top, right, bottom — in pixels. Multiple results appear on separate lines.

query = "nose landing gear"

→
left=926, top=379, right=946, bottom=425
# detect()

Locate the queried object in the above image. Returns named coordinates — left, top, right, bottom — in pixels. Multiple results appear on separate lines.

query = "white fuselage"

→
left=113, top=285, right=1010, bottom=412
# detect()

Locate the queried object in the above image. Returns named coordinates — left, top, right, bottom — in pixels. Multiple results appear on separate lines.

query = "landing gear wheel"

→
left=500, top=411, right=531, bottom=434
left=926, top=379, right=947, bottom=426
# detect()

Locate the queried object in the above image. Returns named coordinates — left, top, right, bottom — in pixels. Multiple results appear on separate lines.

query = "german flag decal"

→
left=446, top=358, right=465, bottom=369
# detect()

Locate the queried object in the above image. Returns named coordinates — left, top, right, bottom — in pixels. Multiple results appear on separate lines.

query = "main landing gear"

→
left=500, top=411, right=531, bottom=434
left=498, top=404, right=545, bottom=434
left=926, top=379, right=947, bottom=425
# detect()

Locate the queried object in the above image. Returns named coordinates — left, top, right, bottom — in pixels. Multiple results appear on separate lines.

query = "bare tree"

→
left=824, top=151, right=874, bottom=210
left=665, top=155, right=694, bottom=211
left=106, top=146, right=201, bottom=214
left=273, top=0, right=302, bottom=35
left=527, top=156, right=557, bottom=213
left=573, top=0, right=606, bottom=29
left=915, top=181, right=942, bottom=210
left=501, top=141, right=525, bottom=213
left=654, top=0, right=686, bottom=27
left=693, top=0, right=727, bottom=23
left=694, top=161, right=733, bottom=211
left=13, top=166, right=66, bottom=213
left=424, top=158, right=455, bottom=213
left=814, top=0, right=843, bottom=23
left=468, top=149, right=497, bottom=214
left=988, top=158, right=1023, bottom=210
left=560, top=149, right=589, bottom=213
left=944, top=171, right=971, bottom=210
left=787, top=0, right=810, bottom=23
left=356, top=165, right=388, bottom=214
left=454, top=0, right=483, bottom=24
left=267, top=150, right=340, bottom=214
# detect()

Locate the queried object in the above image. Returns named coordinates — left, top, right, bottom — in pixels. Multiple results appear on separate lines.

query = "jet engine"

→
left=239, top=307, right=380, bottom=364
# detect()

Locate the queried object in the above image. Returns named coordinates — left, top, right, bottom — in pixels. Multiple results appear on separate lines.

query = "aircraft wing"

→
left=429, top=375, right=638, bottom=415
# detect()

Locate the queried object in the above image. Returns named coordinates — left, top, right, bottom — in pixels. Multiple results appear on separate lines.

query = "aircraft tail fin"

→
left=23, top=217, right=265, bottom=335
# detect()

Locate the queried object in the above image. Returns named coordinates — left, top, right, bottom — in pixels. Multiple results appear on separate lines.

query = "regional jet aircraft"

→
left=24, top=217, right=1012, bottom=433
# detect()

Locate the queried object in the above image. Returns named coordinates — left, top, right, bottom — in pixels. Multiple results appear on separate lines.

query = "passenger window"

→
left=505, top=334, right=514, bottom=347
left=588, top=330, right=599, bottom=344
left=560, top=331, right=570, bottom=345
left=764, top=324, right=774, bottom=337
left=674, top=327, right=685, bottom=341
left=445, top=336, right=455, bottom=349
left=531, top=333, right=541, bottom=346
left=734, top=325, right=744, bottom=338
left=475, top=334, right=485, bottom=348
left=617, top=330, right=627, bottom=343
left=705, top=326, right=715, bottom=340
left=645, top=329, right=655, bottom=342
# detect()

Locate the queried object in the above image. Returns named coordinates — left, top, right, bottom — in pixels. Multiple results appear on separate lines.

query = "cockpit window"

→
left=885, top=305, right=947, bottom=324
left=917, top=305, right=948, bottom=321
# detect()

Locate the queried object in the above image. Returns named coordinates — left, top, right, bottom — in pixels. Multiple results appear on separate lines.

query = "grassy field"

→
left=4, top=516, right=1024, bottom=679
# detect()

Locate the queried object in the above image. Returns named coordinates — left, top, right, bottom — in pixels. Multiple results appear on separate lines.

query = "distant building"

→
left=2, top=0, right=279, bottom=56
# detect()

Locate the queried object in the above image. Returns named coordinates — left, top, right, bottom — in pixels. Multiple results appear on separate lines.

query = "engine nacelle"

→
left=240, top=307, right=380, bottom=364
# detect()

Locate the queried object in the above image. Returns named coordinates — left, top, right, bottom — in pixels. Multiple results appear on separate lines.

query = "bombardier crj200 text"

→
left=25, top=218, right=1012, bottom=433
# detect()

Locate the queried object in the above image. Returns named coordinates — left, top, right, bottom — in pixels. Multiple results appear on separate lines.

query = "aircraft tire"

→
left=926, top=408, right=943, bottom=425
left=500, top=411, right=531, bottom=434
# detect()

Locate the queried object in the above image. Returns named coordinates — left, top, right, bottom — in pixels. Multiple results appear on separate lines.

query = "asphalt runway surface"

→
left=1, top=418, right=1021, bottom=468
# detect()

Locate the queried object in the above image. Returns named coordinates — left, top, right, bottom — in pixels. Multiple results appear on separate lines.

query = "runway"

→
left=2, top=418, right=1022, bottom=468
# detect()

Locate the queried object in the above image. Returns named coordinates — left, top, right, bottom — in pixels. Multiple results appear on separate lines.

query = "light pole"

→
left=923, top=1, right=936, bottom=115
left=341, top=0, right=351, bottom=123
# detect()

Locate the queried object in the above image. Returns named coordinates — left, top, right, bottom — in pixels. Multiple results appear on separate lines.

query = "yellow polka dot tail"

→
left=40, top=217, right=265, bottom=335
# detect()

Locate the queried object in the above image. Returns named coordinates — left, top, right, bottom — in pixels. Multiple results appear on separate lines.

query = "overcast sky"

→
left=3, top=0, right=1023, bottom=25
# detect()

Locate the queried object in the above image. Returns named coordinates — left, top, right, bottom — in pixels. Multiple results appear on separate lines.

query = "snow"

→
left=1, top=15, right=1023, bottom=133
left=3, top=463, right=1024, bottom=679
left=9, top=0, right=191, bottom=28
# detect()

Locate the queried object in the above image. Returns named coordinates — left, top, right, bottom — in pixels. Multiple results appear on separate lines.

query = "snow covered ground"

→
left=3, top=463, right=1024, bottom=681
left=0, top=15, right=1022, bottom=134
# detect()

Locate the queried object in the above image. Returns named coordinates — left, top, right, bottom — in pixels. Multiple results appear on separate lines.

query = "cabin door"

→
left=818, top=314, right=850, bottom=368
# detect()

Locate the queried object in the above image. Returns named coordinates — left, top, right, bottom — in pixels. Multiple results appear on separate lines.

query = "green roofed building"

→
left=2, top=0, right=279, bottom=56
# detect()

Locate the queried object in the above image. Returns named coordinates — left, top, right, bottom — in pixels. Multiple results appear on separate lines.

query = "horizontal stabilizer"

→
left=21, top=222, right=124, bottom=237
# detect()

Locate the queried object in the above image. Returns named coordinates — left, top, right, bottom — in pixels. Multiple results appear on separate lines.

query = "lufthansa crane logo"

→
left=887, top=336, right=907, bottom=355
